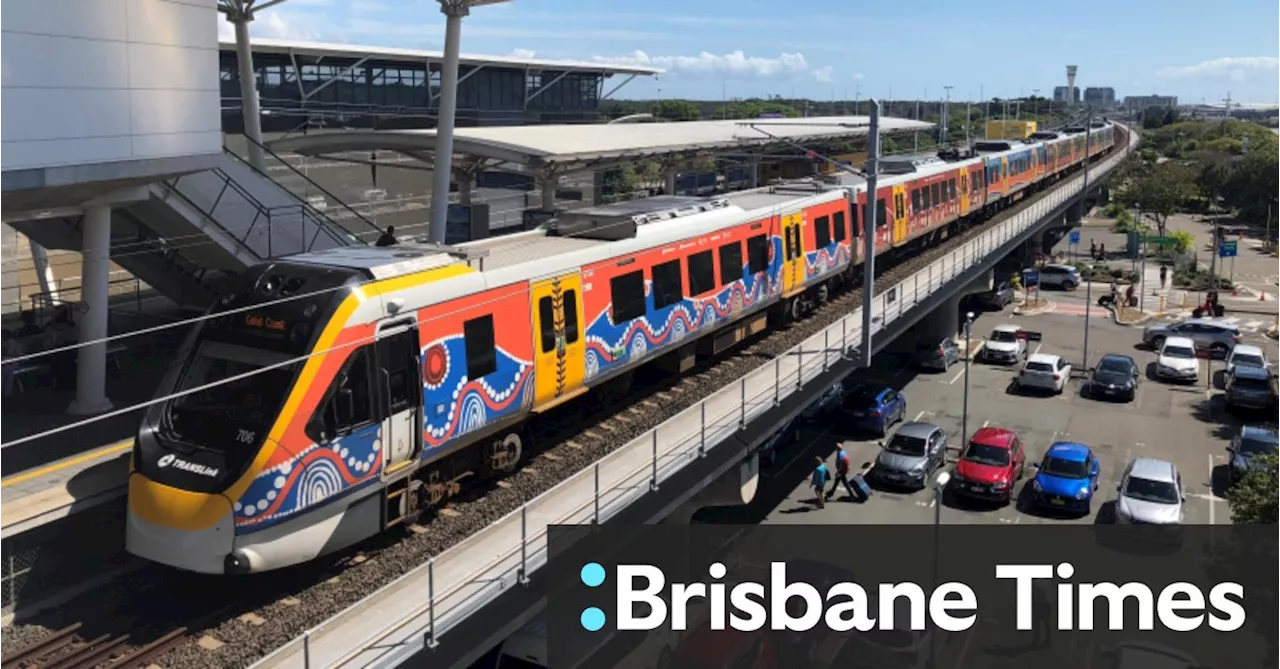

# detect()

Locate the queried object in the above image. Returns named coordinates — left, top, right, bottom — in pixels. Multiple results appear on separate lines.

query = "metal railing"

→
left=251, top=129, right=1136, bottom=669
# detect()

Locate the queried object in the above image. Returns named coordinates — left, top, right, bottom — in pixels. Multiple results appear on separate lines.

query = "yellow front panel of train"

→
left=891, top=186, right=908, bottom=245
left=531, top=273, right=587, bottom=409
left=782, top=213, right=805, bottom=295
left=958, top=172, right=970, bottom=217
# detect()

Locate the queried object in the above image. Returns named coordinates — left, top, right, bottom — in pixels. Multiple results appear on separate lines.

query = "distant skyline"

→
left=224, top=0, right=1280, bottom=104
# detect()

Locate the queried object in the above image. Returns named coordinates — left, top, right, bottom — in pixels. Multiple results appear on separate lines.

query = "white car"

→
left=1018, top=353, right=1071, bottom=393
left=1155, top=336, right=1199, bottom=382
left=1114, top=458, right=1185, bottom=525
left=983, top=324, right=1027, bottom=364
left=1225, top=344, right=1270, bottom=381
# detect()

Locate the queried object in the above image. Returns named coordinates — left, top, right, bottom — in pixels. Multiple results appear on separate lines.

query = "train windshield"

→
left=165, top=340, right=299, bottom=450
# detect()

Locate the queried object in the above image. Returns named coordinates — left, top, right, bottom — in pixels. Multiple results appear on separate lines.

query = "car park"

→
left=1030, top=442, right=1100, bottom=515
left=1114, top=458, right=1185, bottom=525
left=1036, top=264, right=1082, bottom=290
left=974, top=280, right=1015, bottom=310
left=1224, top=364, right=1276, bottom=412
left=1087, top=353, right=1139, bottom=401
left=872, top=422, right=948, bottom=489
left=1142, top=319, right=1241, bottom=358
left=842, top=383, right=906, bottom=437
left=982, top=324, right=1026, bottom=365
left=1154, top=337, right=1199, bottom=383
left=950, top=427, right=1026, bottom=504
left=760, top=417, right=799, bottom=466
left=914, top=336, right=961, bottom=372
left=1227, top=425, right=1279, bottom=485
left=1017, top=353, right=1071, bottom=394
left=1225, top=343, right=1270, bottom=381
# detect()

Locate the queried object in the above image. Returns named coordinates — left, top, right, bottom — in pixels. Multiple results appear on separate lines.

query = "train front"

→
left=126, top=263, right=357, bottom=574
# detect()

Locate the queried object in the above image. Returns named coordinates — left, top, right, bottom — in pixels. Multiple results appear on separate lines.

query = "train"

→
left=126, top=121, right=1123, bottom=573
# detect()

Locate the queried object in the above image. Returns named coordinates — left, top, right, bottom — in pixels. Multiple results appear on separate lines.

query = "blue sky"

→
left=229, top=0, right=1280, bottom=104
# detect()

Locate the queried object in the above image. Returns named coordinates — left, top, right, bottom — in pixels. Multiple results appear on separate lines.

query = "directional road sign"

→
left=1015, top=331, right=1043, bottom=341
left=1219, top=240, right=1238, bottom=258
left=1069, top=230, right=1081, bottom=245
left=1022, top=268, right=1039, bottom=286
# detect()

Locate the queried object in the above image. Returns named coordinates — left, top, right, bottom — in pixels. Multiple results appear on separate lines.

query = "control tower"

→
left=1066, top=65, right=1078, bottom=108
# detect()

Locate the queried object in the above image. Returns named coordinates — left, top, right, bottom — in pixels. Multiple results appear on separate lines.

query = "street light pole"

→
left=1080, top=107, right=1095, bottom=370
left=961, top=312, right=974, bottom=442
left=861, top=101, right=882, bottom=368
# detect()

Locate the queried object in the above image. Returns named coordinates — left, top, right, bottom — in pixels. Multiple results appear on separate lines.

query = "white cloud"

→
left=508, top=48, right=538, bottom=59
left=811, top=66, right=834, bottom=83
left=852, top=72, right=865, bottom=80
left=1157, top=57, right=1279, bottom=81
left=592, top=50, right=809, bottom=78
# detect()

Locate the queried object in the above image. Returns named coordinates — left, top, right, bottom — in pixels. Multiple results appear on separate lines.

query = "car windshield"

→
left=886, top=434, right=928, bottom=456
left=1097, top=360, right=1130, bottom=375
left=1123, top=477, right=1180, bottom=505
left=165, top=341, right=298, bottom=449
left=1026, top=361, right=1054, bottom=372
left=1239, top=436, right=1279, bottom=455
left=991, top=330, right=1018, bottom=343
left=1041, top=455, right=1089, bottom=478
left=1233, top=376, right=1272, bottom=390
left=963, top=442, right=1010, bottom=466
left=1232, top=353, right=1265, bottom=368
left=847, top=387, right=884, bottom=407
left=1162, top=346, right=1195, bottom=359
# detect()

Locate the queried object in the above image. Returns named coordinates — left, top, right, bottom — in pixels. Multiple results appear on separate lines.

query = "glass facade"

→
left=219, top=49, right=607, bottom=132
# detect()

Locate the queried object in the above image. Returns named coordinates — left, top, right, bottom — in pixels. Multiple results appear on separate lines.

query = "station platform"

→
left=1, top=440, right=130, bottom=540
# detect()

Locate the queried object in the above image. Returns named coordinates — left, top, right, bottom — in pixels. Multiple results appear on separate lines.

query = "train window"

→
left=922, top=185, right=931, bottom=210
left=309, top=346, right=374, bottom=443
left=912, top=189, right=921, bottom=213
left=687, top=250, right=716, bottom=297
left=875, top=198, right=887, bottom=226
left=610, top=270, right=646, bottom=322
left=747, top=234, right=769, bottom=275
left=719, top=241, right=744, bottom=285
left=463, top=315, right=497, bottom=379
left=564, top=290, right=580, bottom=344
left=651, top=259, right=684, bottom=311
left=931, top=183, right=941, bottom=205
left=949, top=179, right=957, bottom=200
left=538, top=297, right=556, bottom=353
left=833, top=210, right=847, bottom=243
left=814, top=215, right=831, bottom=248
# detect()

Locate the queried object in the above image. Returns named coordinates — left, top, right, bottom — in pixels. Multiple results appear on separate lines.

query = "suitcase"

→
left=849, top=474, right=872, bottom=503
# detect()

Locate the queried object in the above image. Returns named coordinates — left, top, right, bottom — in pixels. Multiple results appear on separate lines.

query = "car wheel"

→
left=1062, top=280, right=1077, bottom=291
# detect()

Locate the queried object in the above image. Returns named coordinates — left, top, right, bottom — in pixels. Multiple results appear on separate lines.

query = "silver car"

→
left=873, top=421, right=948, bottom=489
left=1114, top=458, right=1185, bottom=525
left=1141, top=318, right=1241, bottom=358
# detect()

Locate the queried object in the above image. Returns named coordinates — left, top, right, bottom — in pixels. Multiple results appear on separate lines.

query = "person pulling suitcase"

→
left=827, top=446, right=856, bottom=501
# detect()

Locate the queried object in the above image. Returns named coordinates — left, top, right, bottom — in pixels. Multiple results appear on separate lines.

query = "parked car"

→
left=872, top=422, right=948, bottom=489
left=1087, top=354, right=1140, bottom=401
left=975, top=280, right=1015, bottom=310
left=1224, top=364, right=1277, bottom=412
left=1153, top=336, right=1198, bottom=382
left=800, top=382, right=846, bottom=422
left=1017, top=353, right=1071, bottom=394
left=760, top=418, right=799, bottom=466
left=1031, top=442, right=1100, bottom=515
left=1227, top=425, right=1279, bottom=485
left=1225, top=343, right=1271, bottom=381
left=1142, top=319, right=1241, bottom=358
left=1037, top=264, right=1082, bottom=290
left=1114, top=458, right=1185, bottom=525
left=842, top=383, right=906, bottom=437
left=914, top=336, right=961, bottom=372
left=983, top=324, right=1027, bottom=365
left=951, top=427, right=1027, bottom=504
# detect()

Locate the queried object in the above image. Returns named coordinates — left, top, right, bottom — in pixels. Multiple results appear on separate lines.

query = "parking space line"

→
left=1032, top=343, right=1043, bottom=356
left=913, top=410, right=929, bottom=421
left=981, top=420, right=990, bottom=428
left=947, top=368, right=966, bottom=385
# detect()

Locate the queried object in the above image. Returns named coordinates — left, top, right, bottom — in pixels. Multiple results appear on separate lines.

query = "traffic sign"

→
left=1015, top=331, right=1043, bottom=342
left=1022, top=268, right=1040, bottom=286
left=1219, top=240, right=1238, bottom=258
left=1140, top=235, right=1179, bottom=246
left=1069, top=230, right=1081, bottom=245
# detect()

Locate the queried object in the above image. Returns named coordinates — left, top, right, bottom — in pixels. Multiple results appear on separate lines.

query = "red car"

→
left=951, top=427, right=1027, bottom=503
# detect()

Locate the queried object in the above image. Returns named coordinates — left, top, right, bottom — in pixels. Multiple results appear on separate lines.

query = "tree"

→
left=1226, top=451, right=1278, bottom=524
left=1115, top=161, right=1197, bottom=236
left=654, top=99, right=701, bottom=121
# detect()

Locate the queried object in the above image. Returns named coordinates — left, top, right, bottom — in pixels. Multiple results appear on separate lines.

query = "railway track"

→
left=0, top=624, right=186, bottom=669
left=2, top=150, right=1123, bottom=669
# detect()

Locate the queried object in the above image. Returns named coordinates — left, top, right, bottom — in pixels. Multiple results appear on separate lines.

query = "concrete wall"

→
left=1, top=0, right=222, bottom=172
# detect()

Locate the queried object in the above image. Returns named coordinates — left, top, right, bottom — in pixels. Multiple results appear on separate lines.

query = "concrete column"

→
left=1027, top=230, right=1046, bottom=258
left=232, top=17, right=266, bottom=172
left=663, top=169, right=678, bottom=195
left=428, top=5, right=468, bottom=245
left=1066, top=200, right=1084, bottom=226
left=28, top=238, right=59, bottom=304
left=458, top=172, right=473, bottom=205
left=750, top=155, right=761, bottom=188
left=68, top=204, right=113, bottom=416
left=540, top=176, right=557, bottom=210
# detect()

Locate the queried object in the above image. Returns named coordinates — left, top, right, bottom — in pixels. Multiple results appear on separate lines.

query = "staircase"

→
left=10, top=145, right=378, bottom=310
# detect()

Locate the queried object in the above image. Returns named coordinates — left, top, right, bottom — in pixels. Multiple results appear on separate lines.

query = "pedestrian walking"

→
left=1098, top=243, right=1106, bottom=261
left=1089, top=240, right=1097, bottom=260
left=811, top=457, right=830, bottom=509
left=827, top=446, right=856, bottom=501
left=1159, top=265, right=1168, bottom=289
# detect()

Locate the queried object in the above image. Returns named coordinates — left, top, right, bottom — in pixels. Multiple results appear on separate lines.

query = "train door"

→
left=376, top=320, right=423, bottom=473
left=890, top=185, right=908, bottom=245
left=958, top=171, right=970, bottom=217
left=531, top=273, right=587, bottom=410
left=781, top=212, right=805, bottom=295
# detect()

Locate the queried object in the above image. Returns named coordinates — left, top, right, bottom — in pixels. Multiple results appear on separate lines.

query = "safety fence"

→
left=251, top=131, right=1136, bottom=669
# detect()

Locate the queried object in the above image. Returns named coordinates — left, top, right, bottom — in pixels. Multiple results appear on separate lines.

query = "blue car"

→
left=841, top=382, right=906, bottom=437
left=1031, top=442, right=1100, bottom=514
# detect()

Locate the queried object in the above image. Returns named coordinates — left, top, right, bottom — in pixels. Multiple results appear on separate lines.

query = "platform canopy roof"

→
left=225, top=37, right=664, bottom=77
left=268, top=116, right=936, bottom=176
